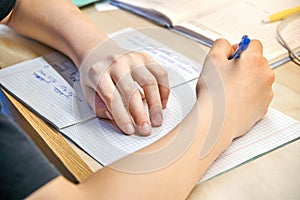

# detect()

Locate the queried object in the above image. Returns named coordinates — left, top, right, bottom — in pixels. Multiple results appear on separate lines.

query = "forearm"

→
left=4, top=0, right=107, bottom=67
left=28, top=83, right=233, bottom=200
left=81, top=100, right=232, bottom=199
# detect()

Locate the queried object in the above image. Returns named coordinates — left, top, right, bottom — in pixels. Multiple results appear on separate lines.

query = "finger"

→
left=111, top=64, right=152, bottom=136
left=81, top=86, right=113, bottom=120
left=210, top=38, right=235, bottom=61
left=243, top=39, right=263, bottom=56
left=232, top=43, right=238, bottom=51
left=141, top=52, right=170, bottom=108
left=82, top=86, right=106, bottom=118
left=94, top=93, right=113, bottom=120
left=127, top=89, right=153, bottom=136
left=131, top=66, right=163, bottom=127
left=97, top=73, right=136, bottom=135
left=110, top=91, right=137, bottom=135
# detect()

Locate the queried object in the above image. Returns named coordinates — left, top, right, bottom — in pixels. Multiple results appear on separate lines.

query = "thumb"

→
left=84, top=87, right=112, bottom=120
left=210, top=38, right=235, bottom=61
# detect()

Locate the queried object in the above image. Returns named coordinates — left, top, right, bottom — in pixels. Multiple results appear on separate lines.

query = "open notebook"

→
left=110, top=0, right=300, bottom=68
left=0, top=28, right=299, bottom=182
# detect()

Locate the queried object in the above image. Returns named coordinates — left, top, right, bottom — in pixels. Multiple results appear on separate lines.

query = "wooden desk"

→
left=0, top=5, right=299, bottom=199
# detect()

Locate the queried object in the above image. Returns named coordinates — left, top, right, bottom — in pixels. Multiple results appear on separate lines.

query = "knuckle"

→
left=261, top=56, right=268, bottom=64
left=128, top=91, right=142, bottom=106
left=121, top=85, right=140, bottom=106
left=157, top=67, right=169, bottom=78
left=140, top=52, right=153, bottom=61
left=251, top=56, right=268, bottom=69
left=208, top=51, right=219, bottom=60
left=97, top=86, right=114, bottom=105
left=125, top=52, right=135, bottom=60
left=111, top=52, right=131, bottom=65
left=214, top=38, right=228, bottom=44
left=83, top=63, right=107, bottom=86
left=143, top=74, right=157, bottom=85
left=105, top=55, right=121, bottom=69
left=111, top=55, right=123, bottom=66
left=101, top=91, right=114, bottom=104
left=251, top=39, right=263, bottom=47
left=269, top=70, right=275, bottom=83
left=128, top=85, right=140, bottom=97
left=87, top=63, right=99, bottom=78
left=259, top=57, right=268, bottom=68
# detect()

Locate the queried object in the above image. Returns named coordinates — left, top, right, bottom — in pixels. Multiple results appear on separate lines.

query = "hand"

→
left=79, top=40, right=170, bottom=136
left=196, top=39, right=275, bottom=140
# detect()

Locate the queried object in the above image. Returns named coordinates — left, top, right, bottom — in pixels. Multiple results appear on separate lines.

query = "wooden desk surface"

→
left=0, top=5, right=299, bottom=199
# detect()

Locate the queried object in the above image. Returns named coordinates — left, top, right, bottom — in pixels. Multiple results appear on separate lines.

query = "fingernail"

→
left=104, top=110, right=113, bottom=120
left=125, top=123, right=135, bottom=135
left=141, top=122, right=151, bottom=135
left=150, top=105, right=163, bottom=126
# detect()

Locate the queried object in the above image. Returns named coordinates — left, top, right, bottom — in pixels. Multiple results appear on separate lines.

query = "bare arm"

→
left=2, top=0, right=104, bottom=66
left=27, top=39, right=275, bottom=199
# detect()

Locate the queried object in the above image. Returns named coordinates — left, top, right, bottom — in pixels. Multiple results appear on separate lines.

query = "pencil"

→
left=262, top=6, right=300, bottom=23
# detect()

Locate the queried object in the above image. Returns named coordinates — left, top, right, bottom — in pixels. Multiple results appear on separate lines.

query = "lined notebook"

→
left=0, top=28, right=299, bottom=182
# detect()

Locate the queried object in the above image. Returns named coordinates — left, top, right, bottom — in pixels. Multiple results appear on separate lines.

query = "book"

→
left=109, top=0, right=300, bottom=68
left=72, top=0, right=100, bottom=7
left=0, top=28, right=299, bottom=182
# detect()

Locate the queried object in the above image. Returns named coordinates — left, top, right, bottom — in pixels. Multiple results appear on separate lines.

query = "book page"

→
left=200, top=108, right=300, bottom=182
left=62, top=105, right=300, bottom=182
left=95, top=1, right=118, bottom=12
left=61, top=80, right=197, bottom=165
left=176, top=0, right=300, bottom=67
left=111, top=0, right=236, bottom=26
left=111, top=0, right=186, bottom=25
left=0, top=53, right=95, bottom=129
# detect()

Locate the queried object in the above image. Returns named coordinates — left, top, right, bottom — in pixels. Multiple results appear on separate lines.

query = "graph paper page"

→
left=61, top=80, right=197, bottom=165
left=0, top=53, right=95, bottom=129
left=62, top=106, right=300, bottom=182
left=200, top=108, right=300, bottom=182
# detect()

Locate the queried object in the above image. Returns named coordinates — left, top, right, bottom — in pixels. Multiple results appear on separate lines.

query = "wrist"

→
left=194, top=82, right=233, bottom=158
left=64, top=25, right=108, bottom=68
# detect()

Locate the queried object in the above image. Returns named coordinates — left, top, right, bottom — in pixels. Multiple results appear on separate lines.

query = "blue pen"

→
left=230, top=35, right=250, bottom=59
